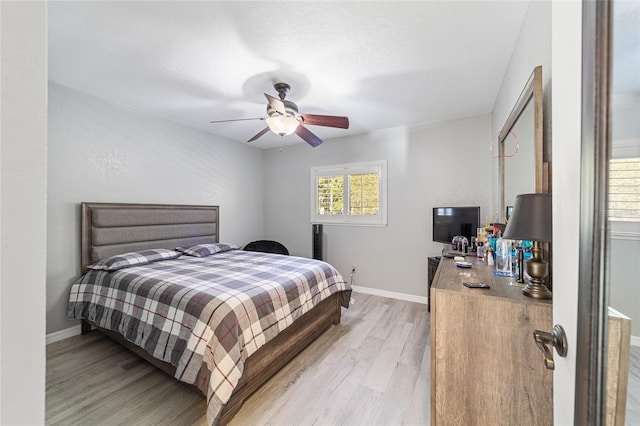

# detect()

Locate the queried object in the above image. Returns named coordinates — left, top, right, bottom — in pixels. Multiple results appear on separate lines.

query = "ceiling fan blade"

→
left=210, top=117, right=265, bottom=124
left=264, top=93, right=286, bottom=115
left=247, top=126, right=270, bottom=142
left=295, top=125, right=323, bottom=147
left=300, top=114, right=349, bottom=129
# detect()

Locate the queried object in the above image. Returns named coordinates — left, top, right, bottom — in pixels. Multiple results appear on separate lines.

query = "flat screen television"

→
left=432, top=206, right=480, bottom=245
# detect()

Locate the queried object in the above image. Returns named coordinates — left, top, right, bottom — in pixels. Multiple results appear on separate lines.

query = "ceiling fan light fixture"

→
left=266, top=115, right=300, bottom=136
left=211, top=82, right=348, bottom=147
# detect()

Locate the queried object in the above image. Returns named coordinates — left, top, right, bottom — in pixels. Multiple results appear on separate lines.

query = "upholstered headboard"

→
left=81, top=202, right=219, bottom=271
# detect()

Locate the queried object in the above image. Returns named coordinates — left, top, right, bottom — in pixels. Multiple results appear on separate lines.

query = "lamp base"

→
left=523, top=241, right=552, bottom=300
left=522, top=282, right=553, bottom=299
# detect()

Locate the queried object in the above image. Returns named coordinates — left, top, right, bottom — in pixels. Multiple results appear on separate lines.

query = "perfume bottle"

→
left=486, top=247, right=494, bottom=265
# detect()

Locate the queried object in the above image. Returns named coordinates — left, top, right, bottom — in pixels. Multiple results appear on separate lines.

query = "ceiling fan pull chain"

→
left=279, top=135, right=285, bottom=151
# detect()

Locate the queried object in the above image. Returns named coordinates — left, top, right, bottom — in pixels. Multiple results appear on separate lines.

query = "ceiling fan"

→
left=210, top=83, right=349, bottom=147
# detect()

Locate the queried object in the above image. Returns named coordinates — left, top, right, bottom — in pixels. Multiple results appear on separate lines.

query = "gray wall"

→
left=263, top=115, right=492, bottom=298
left=47, top=83, right=265, bottom=333
left=1, top=1, right=47, bottom=423
left=491, top=1, right=552, bottom=210
left=610, top=235, right=640, bottom=336
left=610, top=97, right=640, bottom=336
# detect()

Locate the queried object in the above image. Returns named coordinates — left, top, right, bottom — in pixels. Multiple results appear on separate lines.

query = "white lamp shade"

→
left=266, top=116, right=300, bottom=136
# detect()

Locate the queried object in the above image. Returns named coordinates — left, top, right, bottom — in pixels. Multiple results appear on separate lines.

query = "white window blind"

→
left=317, top=175, right=344, bottom=215
left=311, top=161, right=387, bottom=226
left=349, top=173, right=380, bottom=215
left=609, top=157, right=640, bottom=221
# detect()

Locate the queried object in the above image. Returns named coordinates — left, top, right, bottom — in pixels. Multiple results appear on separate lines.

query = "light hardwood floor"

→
left=46, top=293, right=430, bottom=425
left=46, top=293, right=640, bottom=425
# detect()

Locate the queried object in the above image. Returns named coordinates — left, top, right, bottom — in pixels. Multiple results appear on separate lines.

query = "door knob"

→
left=533, top=325, right=568, bottom=370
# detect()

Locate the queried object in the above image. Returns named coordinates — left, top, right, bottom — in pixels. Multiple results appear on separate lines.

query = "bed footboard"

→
left=83, top=291, right=344, bottom=424
left=221, top=292, right=342, bottom=423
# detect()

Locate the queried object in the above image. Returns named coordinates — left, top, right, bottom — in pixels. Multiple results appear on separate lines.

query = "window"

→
left=311, top=161, right=387, bottom=226
left=609, top=157, right=640, bottom=221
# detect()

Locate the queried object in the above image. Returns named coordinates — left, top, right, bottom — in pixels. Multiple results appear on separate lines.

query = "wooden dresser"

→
left=430, top=257, right=553, bottom=425
left=427, top=256, right=441, bottom=312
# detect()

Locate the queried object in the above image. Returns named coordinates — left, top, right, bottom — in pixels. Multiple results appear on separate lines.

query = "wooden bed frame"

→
left=79, top=202, right=343, bottom=424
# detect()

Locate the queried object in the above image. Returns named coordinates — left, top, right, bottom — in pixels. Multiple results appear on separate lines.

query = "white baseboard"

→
left=47, top=313, right=637, bottom=348
left=351, top=285, right=427, bottom=305
left=46, top=324, right=82, bottom=345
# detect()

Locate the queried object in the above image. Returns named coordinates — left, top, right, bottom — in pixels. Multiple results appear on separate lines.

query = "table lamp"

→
left=502, top=193, right=552, bottom=299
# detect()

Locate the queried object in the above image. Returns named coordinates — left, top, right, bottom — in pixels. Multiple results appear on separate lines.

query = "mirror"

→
left=499, top=66, right=545, bottom=221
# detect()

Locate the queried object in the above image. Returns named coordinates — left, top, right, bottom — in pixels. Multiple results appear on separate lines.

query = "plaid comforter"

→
left=68, top=250, right=351, bottom=425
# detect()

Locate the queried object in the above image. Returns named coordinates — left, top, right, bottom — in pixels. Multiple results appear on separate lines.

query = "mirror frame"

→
left=498, top=65, right=546, bottom=220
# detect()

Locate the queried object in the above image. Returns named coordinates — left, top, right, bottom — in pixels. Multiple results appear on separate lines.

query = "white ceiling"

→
left=48, top=1, right=532, bottom=149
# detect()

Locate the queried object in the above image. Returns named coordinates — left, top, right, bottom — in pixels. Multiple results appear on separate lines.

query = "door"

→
left=552, top=1, right=638, bottom=424
left=550, top=2, right=583, bottom=424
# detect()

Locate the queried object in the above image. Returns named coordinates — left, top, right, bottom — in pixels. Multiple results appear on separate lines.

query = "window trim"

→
left=310, top=160, right=387, bottom=226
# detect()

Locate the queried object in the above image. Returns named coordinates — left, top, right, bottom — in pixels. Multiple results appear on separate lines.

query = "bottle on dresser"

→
left=486, top=246, right=494, bottom=265
left=495, top=238, right=512, bottom=273
left=476, top=241, right=485, bottom=260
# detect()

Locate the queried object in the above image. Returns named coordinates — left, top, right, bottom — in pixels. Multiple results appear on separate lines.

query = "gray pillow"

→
left=176, top=243, right=239, bottom=257
left=88, top=249, right=182, bottom=271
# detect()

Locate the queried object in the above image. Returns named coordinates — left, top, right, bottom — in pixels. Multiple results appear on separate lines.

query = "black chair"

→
left=243, top=240, right=289, bottom=255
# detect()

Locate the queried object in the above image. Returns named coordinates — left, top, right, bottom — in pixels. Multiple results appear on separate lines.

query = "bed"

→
left=68, top=202, right=351, bottom=425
